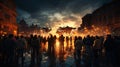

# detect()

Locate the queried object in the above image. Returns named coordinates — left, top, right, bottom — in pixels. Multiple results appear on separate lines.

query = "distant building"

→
left=18, top=19, right=51, bottom=36
left=0, top=0, right=17, bottom=35
left=56, top=26, right=76, bottom=35
left=80, top=0, right=120, bottom=35
left=29, top=24, right=41, bottom=35
left=80, top=14, right=92, bottom=29
left=18, top=19, right=29, bottom=36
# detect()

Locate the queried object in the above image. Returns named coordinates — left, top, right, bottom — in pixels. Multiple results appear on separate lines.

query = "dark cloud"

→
left=15, top=0, right=112, bottom=26
left=63, top=16, right=78, bottom=21
left=15, top=0, right=112, bottom=13
left=15, top=0, right=72, bottom=13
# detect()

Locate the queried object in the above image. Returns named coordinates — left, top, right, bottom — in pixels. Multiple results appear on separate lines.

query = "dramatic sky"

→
left=15, top=0, right=112, bottom=28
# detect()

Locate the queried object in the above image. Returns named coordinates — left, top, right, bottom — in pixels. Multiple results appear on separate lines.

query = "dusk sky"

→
left=15, top=0, right=112, bottom=27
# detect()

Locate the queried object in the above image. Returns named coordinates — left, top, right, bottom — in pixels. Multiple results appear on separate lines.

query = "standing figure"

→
left=74, top=36, right=83, bottom=67
left=93, top=36, right=104, bottom=67
left=104, top=35, right=114, bottom=67
left=66, top=36, right=69, bottom=50
left=16, top=36, right=27, bottom=67
left=30, top=35, right=41, bottom=66
left=59, top=35, right=65, bottom=52
left=5, top=34, right=17, bottom=66
left=59, top=35, right=65, bottom=67
left=83, top=35, right=94, bottom=67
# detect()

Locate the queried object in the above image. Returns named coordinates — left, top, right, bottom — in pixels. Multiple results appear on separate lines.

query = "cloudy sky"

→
left=15, top=0, right=112, bottom=27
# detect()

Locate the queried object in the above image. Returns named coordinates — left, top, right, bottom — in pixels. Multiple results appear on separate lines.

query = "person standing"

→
left=104, top=35, right=114, bottom=67
left=16, top=36, right=27, bottom=67
left=74, top=36, right=83, bottom=67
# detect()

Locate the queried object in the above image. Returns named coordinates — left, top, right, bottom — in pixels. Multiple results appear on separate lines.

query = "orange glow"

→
left=14, top=30, right=17, bottom=35
left=49, top=20, right=80, bottom=36
left=56, top=39, right=60, bottom=49
left=78, top=25, right=111, bottom=37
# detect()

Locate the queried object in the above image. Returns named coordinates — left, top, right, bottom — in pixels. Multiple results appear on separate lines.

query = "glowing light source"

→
left=14, top=30, right=17, bottom=35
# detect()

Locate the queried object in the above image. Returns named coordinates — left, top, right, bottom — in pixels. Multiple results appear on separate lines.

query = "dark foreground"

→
left=0, top=34, right=120, bottom=67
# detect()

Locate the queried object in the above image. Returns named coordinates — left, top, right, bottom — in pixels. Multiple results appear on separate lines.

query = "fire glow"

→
left=43, top=13, right=111, bottom=37
left=40, top=21, right=111, bottom=38
left=79, top=25, right=111, bottom=37
left=47, top=13, right=82, bottom=37
left=32, top=12, right=111, bottom=37
left=49, top=20, right=79, bottom=36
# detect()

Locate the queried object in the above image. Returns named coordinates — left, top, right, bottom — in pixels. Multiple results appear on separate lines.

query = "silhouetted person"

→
left=83, top=35, right=94, bottom=67
left=70, top=36, right=72, bottom=46
left=104, top=35, right=114, bottom=67
left=59, top=35, right=65, bottom=67
left=74, top=36, right=83, bottom=67
left=42, top=36, right=47, bottom=52
left=74, top=36, right=77, bottom=44
left=93, top=36, right=104, bottom=67
left=66, top=36, right=69, bottom=50
left=69, top=36, right=73, bottom=51
left=48, top=34, right=54, bottom=55
left=53, top=35, right=57, bottom=51
left=48, top=35, right=57, bottom=67
left=0, top=35, right=4, bottom=65
left=0, top=35, right=7, bottom=65
left=4, top=34, right=17, bottom=66
left=16, top=36, right=27, bottom=67
left=113, top=36, right=120, bottom=67
left=30, top=35, right=40, bottom=66
left=59, top=35, right=65, bottom=53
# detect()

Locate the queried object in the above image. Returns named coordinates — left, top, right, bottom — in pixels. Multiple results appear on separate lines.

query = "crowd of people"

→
left=0, top=34, right=120, bottom=67
left=74, top=35, right=120, bottom=67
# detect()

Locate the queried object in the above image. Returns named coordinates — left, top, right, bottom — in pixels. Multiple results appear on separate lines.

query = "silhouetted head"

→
left=95, top=36, right=99, bottom=39
left=78, top=36, right=82, bottom=40
left=48, top=34, right=52, bottom=38
left=34, top=35, right=37, bottom=38
left=87, top=35, right=90, bottom=38
left=30, top=34, right=33, bottom=38
left=8, top=34, right=14, bottom=38
left=106, top=34, right=112, bottom=39
left=20, top=35, right=24, bottom=38
left=61, top=35, right=63, bottom=37
left=54, top=35, right=56, bottom=38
